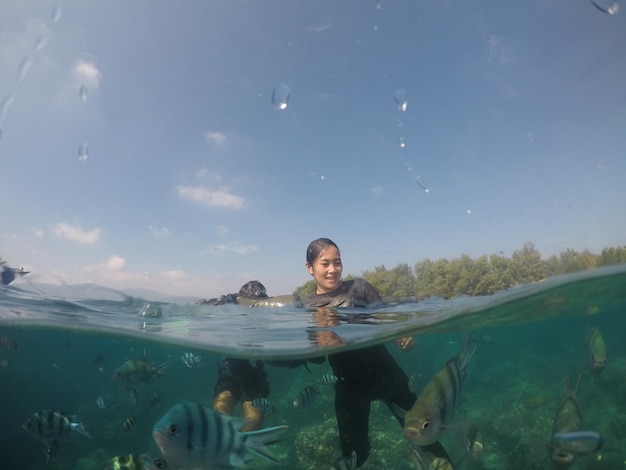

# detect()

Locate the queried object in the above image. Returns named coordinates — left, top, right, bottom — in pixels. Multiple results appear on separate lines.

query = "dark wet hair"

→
left=239, top=280, right=268, bottom=298
left=306, top=238, right=340, bottom=265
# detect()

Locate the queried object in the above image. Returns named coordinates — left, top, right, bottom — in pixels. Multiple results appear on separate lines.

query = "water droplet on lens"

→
left=398, top=137, right=406, bottom=149
left=35, top=34, right=48, bottom=52
left=18, top=57, right=33, bottom=83
left=0, top=93, right=16, bottom=123
left=51, top=6, right=63, bottom=23
left=272, top=82, right=291, bottom=110
left=79, top=86, right=88, bottom=102
left=78, top=143, right=89, bottom=161
left=394, top=89, right=408, bottom=111
left=415, top=176, right=430, bottom=193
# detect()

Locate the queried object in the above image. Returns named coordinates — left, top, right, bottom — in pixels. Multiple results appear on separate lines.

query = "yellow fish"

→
left=403, top=334, right=476, bottom=446
left=585, top=326, right=606, bottom=374
left=112, top=358, right=169, bottom=384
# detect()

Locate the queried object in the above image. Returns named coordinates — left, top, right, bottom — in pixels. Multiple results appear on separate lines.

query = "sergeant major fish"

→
left=152, top=402, right=288, bottom=468
left=22, top=409, right=93, bottom=440
left=103, top=452, right=169, bottom=470
left=585, top=326, right=606, bottom=374
left=403, top=333, right=477, bottom=446
left=112, top=358, right=169, bottom=384
left=293, top=385, right=319, bottom=407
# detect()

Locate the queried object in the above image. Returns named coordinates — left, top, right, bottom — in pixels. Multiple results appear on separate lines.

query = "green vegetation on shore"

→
left=294, top=242, right=626, bottom=301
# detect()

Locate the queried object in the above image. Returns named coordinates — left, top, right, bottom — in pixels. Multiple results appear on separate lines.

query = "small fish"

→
left=332, top=450, right=357, bottom=470
left=181, top=352, right=205, bottom=368
left=318, top=373, right=338, bottom=386
left=122, top=415, right=138, bottom=433
left=480, top=334, right=494, bottom=345
left=93, top=353, right=107, bottom=372
left=548, top=375, right=583, bottom=469
left=251, top=397, right=275, bottom=413
left=590, top=0, right=619, bottom=14
left=0, top=358, right=8, bottom=369
left=409, top=449, right=454, bottom=470
left=403, top=333, right=477, bottom=446
left=113, top=358, right=169, bottom=384
left=22, top=410, right=93, bottom=439
left=148, top=392, right=161, bottom=408
left=152, top=402, right=288, bottom=468
left=0, top=335, right=17, bottom=350
left=293, top=385, right=319, bottom=407
left=96, top=396, right=108, bottom=409
left=103, top=453, right=168, bottom=470
left=129, top=387, right=139, bottom=405
left=44, top=440, right=61, bottom=464
left=464, top=423, right=483, bottom=460
left=585, top=326, right=607, bottom=374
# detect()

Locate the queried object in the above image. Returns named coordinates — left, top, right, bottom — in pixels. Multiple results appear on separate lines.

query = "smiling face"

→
left=306, top=245, right=343, bottom=294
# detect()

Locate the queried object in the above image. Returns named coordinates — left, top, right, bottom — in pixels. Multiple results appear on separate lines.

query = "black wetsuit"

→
left=214, top=358, right=269, bottom=402
left=304, top=278, right=449, bottom=468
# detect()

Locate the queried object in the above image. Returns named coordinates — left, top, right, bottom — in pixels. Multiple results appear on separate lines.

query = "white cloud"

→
left=205, top=131, right=227, bottom=146
left=216, top=225, right=229, bottom=236
left=200, top=241, right=258, bottom=256
left=159, top=269, right=186, bottom=280
left=34, top=228, right=44, bottom=238
left=487, top=34, right=513, bottom=67
left=72, top=60, right=102, bottom=88
left=52, top=222, right=101, bottom=245
left=176, top=185, right=245, bottom=209
left=104, top=255, right=125, bottom=271
left=371, top=186, right=384, bottom=197
left=149, top=225, right=172, bottom=237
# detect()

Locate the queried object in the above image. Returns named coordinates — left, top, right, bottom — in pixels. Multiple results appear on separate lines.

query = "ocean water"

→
left=0, top=265, right=625, bottom=470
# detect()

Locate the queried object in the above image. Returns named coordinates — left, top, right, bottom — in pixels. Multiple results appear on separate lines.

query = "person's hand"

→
left=394, top=336, right=414, bottom=351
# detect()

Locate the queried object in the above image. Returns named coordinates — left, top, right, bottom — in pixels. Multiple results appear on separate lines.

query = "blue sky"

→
left=1, top=0, right=625, bottom=298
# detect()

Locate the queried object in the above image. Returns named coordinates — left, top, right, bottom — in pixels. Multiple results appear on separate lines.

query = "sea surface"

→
left=0, top=265, right=625, bottom=469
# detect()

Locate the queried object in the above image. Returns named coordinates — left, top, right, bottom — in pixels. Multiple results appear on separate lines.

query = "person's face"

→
left=306, top=246, right=342, bottom=294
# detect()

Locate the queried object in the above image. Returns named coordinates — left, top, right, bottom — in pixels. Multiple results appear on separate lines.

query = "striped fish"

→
left=44, top=440, right=61, bottom=464
left=549, top=375, right=582, bottom=469
left=585, top=326, right=606, bottom=374
left=0, top=335, right=17, bottom=350
left=22, top=409, right=93, bottom=440
left=318, top=373, right=338, bottom=386
left=251, top=397, right=275, bottom=413
left=293, top=385, right=319, bottom=407
left=403, top=334, right=477, bottom=446
left=112, top=358, right=169, bottom=384
left=152, top=402, right=288, bottom=468
left=122, top=416, right=138, bottom=433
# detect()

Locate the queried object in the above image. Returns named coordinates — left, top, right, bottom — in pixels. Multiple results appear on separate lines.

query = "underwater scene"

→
left=1, top=265, right=625, bottom=470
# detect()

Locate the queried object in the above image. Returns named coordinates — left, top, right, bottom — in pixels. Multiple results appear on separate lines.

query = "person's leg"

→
left=335, top=381, right=371, bottom=468
left=213, top=390, right=236, bottom=415
left=241, top=400, right=264, bottom=431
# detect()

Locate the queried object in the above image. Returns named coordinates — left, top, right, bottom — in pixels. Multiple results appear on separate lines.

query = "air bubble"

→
left=394, top=89, right=408, bottom=111
left=398, top=137, right=406, bottom=149
left=415, top=176, right=430, bottom=193
left=79, top=86, right=88, bottom=102
left=78, top=143, right=89, bottom=161
left=272, top=82, right=291, bottom=110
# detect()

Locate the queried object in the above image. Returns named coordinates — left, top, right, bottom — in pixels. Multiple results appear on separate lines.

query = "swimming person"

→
left=302, top=238, right=450, bottom=468
left=210, top=281, right=276, bottom=431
